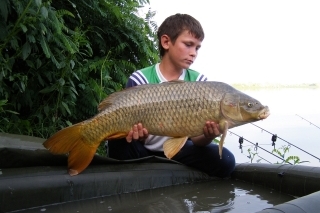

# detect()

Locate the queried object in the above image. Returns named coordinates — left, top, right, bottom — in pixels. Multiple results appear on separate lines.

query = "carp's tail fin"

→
left=43, top=123, right=99, bottom=176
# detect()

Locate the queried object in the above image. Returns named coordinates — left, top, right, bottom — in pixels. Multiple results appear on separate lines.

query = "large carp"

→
left=43, top=81, right=270, bottom=176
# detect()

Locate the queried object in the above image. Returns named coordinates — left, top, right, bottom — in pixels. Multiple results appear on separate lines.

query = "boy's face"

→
left=162, top=30, right=202, bottom=69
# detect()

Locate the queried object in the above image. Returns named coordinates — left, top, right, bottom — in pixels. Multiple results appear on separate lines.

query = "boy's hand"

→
left=203, top=121, right=221, bottom=139
left=126, top=123, right=149, bottom=143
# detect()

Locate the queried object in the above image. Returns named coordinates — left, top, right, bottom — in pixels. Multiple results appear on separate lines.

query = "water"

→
left=11, top=179, right=293, bottom=213
left=224, top=87, right=320, bottom=166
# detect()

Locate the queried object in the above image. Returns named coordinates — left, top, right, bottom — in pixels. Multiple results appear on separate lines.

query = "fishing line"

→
left=228, top=130, right=292, bottom=165
left=296, top=114, right=320, bottom=130
left=250, top=123, right=320, bottom=162
left=256, top=155, right=273, bottom=164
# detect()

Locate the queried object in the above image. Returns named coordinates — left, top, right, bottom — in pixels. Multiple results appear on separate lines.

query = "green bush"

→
left=0, top=0, right=159, bottom=138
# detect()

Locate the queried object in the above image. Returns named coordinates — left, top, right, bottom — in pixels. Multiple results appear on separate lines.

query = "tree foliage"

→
left=0, top=0, right=159, bottom=138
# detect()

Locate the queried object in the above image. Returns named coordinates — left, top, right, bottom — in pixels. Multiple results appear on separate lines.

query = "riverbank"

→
left=232, top=82, right=319, bottom=90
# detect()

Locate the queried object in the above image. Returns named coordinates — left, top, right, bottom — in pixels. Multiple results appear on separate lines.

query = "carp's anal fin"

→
left=105, top=132, right=128, bottom=140
left=218, top=120, right=229, bottom=159
left=163, top=137, right=188, bottom=159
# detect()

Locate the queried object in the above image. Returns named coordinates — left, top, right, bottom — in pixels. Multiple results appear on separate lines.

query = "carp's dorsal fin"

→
left=98, top=84, right=157, bottom=112
left=163, top=136, right=188, bottom=159
left=98, top=81, right=185, bottom=112
left=218, top=119, right=229, bottom=159
left=97, top=92, right=121, bottom=112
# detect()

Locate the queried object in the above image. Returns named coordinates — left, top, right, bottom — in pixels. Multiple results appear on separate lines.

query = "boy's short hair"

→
left=157, top=13, right=205, bottom=57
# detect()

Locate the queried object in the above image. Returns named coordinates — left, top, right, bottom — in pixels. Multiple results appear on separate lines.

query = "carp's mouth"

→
left=258, top=106, right=270, bottom=120
left=221, top=105, right=270, bottom=129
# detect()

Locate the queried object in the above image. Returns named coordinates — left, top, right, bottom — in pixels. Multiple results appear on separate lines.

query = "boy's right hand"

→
left=126, top=123, right=149, bottom=143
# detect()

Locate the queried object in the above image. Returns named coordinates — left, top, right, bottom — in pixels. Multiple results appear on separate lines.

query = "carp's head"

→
left=220, top=92, right=270, bottom=127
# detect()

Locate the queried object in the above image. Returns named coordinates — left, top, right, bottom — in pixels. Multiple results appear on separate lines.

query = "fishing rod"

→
left=229, top=130, right=292, bottom=165
left=296, top=114, right=320, bottom=130
left=256, top=155, right=273, bottom=164
left=250, top=123, right=320, bottom=162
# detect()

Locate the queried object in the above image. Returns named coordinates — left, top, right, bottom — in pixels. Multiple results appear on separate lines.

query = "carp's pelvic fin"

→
left=163, top=136, right=188, bottom=159
left=43, top=124, right=99, bottom=176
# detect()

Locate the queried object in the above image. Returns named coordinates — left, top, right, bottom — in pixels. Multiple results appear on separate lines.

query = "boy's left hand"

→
left=203, top=121, right=221, bottom=139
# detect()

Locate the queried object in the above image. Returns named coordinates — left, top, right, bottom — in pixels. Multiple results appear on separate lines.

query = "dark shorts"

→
left=107, top=138, right=235, bottom=178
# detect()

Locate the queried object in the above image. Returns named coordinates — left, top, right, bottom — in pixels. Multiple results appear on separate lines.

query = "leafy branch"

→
left=0, top=0, right=159, bottom=138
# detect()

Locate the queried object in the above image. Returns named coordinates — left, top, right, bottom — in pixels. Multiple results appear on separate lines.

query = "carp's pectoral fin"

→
left=218, top=120, right=229, bottom=159
left=163, top=137, right=188, bottom=159
left=68, top=142, right=100, bottom=176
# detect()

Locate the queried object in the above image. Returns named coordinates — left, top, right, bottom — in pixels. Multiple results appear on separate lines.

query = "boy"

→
left=108, top=14, right=235, bottom=178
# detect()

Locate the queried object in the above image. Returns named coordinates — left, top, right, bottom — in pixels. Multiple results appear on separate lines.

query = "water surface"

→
left=11, top=179, right=293, bottom=213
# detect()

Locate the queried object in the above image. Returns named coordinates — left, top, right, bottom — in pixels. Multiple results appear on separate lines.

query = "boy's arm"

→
left=125, top=70, right=149, bottom=88
left=126, top=77, right=139, bottom=88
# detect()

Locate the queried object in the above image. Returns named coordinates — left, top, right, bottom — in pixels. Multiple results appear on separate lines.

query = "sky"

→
left=144, top=0, right=320, bottom=84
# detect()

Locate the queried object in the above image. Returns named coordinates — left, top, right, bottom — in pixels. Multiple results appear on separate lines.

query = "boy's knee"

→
left=204, top=147, right=235, bottom=178
left=216, top=150, right=236, bottom=178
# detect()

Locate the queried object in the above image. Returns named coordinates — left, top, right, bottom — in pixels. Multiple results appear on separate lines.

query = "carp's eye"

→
left=248, top=102, right=253, bottom=107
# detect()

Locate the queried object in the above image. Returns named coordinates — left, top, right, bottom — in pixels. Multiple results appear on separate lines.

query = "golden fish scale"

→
left=82, top=82, right=232, bottom=145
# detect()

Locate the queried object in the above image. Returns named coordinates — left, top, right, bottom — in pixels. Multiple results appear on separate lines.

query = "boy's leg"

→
left=107, top=138, right=151, bottom=160
left=172, top=140, right=236, bottom=178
